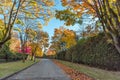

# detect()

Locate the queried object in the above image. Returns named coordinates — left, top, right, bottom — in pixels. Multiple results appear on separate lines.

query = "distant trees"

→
left=29, top=30, right=49, bottom=61
left=0, top=0, right=54, bottom=49
left=13, top=16, right=49, bottom=62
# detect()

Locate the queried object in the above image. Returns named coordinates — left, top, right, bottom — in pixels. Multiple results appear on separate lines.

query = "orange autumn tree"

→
left=57, top=0, right=120, bottom=54
left=9, top=37, right=20, bottom=53
left=47, top=49, right=56, bottom=56
left=61, top=29, right=77, bottom=48
left=61, top=0, right=95, bottom=15
left=51, top=27, right=77, bottom=52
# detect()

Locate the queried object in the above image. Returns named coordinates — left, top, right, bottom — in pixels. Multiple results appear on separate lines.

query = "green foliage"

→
left=0, top=42, right=27, bottom=62
left=77, top=38, right=86, bottom=45
left=54, top=33, right=120, bottom=71
left=56, top=9, right=82, bottom=26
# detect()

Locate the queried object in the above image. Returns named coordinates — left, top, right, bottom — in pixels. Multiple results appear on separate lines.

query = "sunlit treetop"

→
left=61, top=0, right=118, bottom=15
left=61, top=0, right=95, bottom=16
left=51, top=27, right=76, bottom=50
left=57, top=0, right=120, bottom=41
left=56, top=9, right=83, bottom=26
left=60, top=0, right=119, bottom=23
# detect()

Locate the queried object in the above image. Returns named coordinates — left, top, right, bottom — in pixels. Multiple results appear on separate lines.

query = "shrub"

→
left=54, top=33, right=120, bottom=71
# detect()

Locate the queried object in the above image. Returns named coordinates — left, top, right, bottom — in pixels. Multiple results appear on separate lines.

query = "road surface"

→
left=5, top=59, right=71, bottom=80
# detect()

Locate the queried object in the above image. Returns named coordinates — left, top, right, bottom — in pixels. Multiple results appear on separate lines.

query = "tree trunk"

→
left=34, top=56, right=36, bottom=62
left=31, top=52, right=34, bottom=60
left=22, top=55, right=25, bottom=63
left=111, top=33, right=120, bottom=54
left=71, top=53, right=73, bottom=63
left=5, top=53, right=8, bottom=62
left=32, top=46, right=37, bottom=61
left=33, top=52, right=36, bottom=62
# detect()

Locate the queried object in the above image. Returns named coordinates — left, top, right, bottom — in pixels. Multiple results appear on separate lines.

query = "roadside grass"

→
left=0, top=59, right=39, bottom=78
left=57, top=60, right=120, bottom=80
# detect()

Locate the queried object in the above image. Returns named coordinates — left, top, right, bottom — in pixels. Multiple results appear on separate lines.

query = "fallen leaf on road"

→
left=53, top=60, right=94, bottom=80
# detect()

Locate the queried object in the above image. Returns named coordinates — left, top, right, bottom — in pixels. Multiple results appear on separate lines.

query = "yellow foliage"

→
left=38, top=22, right=43, bottom=29
left=61, top=0, right=95, bottom=16
left=52, top=27, right=77, bottom=49
left=35, top=47, right=43, bottom=57
left=1, top=0, right=13, bottom=7
left=61, top=29, right=76, bottom=48
left=30, top=42, right=43, bottom=57
left=0, top=19, right=4, bottom=30
left=29, top=1, right=37, bottom=7
left=9, top=37, right=20, bottom=52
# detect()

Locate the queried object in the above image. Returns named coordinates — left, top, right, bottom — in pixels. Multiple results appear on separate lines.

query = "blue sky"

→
left=42, top=0, right=65, bottom=38
left=42, top=0, right=79, bottom=39
left=42, top=0, right=96, bottom=41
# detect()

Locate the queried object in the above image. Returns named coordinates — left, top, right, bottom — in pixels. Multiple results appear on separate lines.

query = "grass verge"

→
left=0, top=59, right=39, bottom=78
left=56, top=60, right=120, bottom=80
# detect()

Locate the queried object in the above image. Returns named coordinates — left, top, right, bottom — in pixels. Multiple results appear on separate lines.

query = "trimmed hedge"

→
left=54, top=33, right=120, bottom=71
left=0, top=42, right=28, bottom=62
left=0, top=52, right=28, bottom=62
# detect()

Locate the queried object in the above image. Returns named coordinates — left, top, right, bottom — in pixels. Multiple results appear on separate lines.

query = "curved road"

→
left=6, top=59, right=71, bottom=80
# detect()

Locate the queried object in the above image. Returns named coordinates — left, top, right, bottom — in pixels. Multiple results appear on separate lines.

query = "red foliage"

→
left=18, top=46, right=31, bottom=54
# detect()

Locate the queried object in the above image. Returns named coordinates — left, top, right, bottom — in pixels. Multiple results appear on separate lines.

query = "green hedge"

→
left=0, top=52, right=28, bottom=62
left=55, top=33, right=120, bottom=71
left=0, top=42, right=28, bottom=62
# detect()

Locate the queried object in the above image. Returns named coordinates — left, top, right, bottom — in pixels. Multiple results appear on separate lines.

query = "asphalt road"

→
left=5, top=59, right=71, bottom=80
